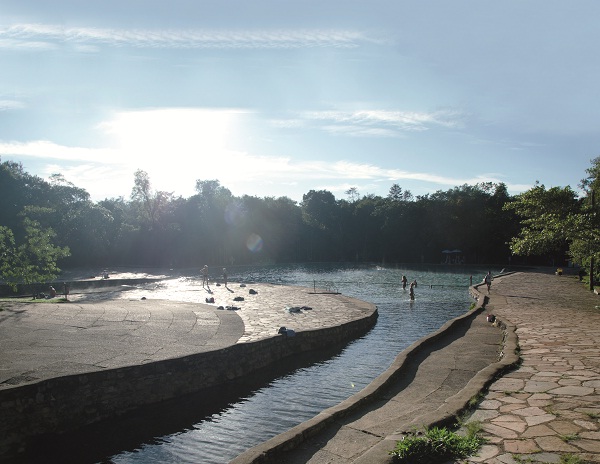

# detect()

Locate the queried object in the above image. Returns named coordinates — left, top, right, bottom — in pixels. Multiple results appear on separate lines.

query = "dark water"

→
left=45, top=263, right=490, bottom=464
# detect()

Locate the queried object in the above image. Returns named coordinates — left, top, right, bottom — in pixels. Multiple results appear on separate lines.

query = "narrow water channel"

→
left=33, top=264, right=488, bottom=464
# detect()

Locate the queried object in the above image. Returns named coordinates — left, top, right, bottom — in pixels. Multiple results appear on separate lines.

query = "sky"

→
left=1, top=0, right=599, bottom=203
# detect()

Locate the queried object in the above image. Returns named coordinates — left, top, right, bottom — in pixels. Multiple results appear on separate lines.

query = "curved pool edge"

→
left=231, top=282, right=520, bottom=464
left=0, top=288, right=377, bottom=461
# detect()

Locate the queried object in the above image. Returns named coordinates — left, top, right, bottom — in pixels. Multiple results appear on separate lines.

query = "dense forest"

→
left=2, top=156, right=599, bottom=282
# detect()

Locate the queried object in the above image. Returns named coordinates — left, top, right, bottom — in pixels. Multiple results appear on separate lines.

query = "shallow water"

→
left=58, top=263, right=489, bottom=464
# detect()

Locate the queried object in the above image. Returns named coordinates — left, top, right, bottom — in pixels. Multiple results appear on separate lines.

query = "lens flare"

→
left=246, top=233, right=263, bottom=253
left=224, top=202, right=245, bottom=226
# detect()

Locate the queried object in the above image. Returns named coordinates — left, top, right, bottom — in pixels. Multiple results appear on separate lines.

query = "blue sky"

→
left=1, top=0, right=598, bottom=202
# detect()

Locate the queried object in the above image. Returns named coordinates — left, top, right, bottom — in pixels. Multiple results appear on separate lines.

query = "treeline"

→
left=0, top=158, right=556, bottom=269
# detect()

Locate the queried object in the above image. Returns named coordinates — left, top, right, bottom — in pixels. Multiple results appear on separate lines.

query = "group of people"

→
left=401, top=275, right=418, bottom=300
left=201, top=265, right=228, bottom=288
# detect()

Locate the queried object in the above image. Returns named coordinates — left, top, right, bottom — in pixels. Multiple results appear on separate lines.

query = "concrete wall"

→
left=0, top=278, right=161, bottom=297
left=0, top=308, right=377, bottom=459
left=232, top=282, right=518, bottom=464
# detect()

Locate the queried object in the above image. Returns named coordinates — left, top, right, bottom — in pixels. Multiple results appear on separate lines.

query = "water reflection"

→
left=44, top=263, right=486, bottom=463
left=22, top=343, right=351, bottom=464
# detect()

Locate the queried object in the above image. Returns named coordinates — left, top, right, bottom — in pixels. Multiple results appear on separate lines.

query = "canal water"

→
left=57, top=263, right=492, bottom=464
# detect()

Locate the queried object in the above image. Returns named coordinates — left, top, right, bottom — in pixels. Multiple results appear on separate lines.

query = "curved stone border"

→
left=0, top=278, right=162, bottom=297
left=0, top=293, right=377, bottom=460
left=413, top=282, right=520, bottom=431
left=232, top=281, right=521, bottom=464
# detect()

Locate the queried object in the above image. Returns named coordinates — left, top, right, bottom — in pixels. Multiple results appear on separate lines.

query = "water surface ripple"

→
left=77, top=263, right=487, bottom=464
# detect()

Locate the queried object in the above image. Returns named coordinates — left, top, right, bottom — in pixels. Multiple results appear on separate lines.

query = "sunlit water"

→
left=59, top=263, right=490, bottom=464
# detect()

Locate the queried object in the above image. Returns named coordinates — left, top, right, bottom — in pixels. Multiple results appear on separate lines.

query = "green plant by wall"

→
left=559, top=454, right=586, bottom=464
left=389, top=426, right=484, bottom=463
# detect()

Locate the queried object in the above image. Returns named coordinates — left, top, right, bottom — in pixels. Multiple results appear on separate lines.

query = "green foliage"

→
left=503, top=159, right=600, bottom=280
left=389, top=426, right=484, bottom=463
left=0, top=219, right=70, bottom=291
left=0, top=158, right=533, bottom=267
left=559, top=454, right=586, bottom=464
left=504, top=183, right=581, bottom=256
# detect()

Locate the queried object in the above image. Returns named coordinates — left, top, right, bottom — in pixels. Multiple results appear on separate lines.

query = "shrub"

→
left=389, top=426, right=484, bottom=463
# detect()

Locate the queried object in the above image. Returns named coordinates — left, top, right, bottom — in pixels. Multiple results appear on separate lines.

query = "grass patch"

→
left=468, top=392, right=485, bottom=408
left=545, top=406, right=561, bottom=417
left=389, top=425, right=484, bottom=463
left=559, top=454, right=587, bottom=464
left=517, top=451, right=589, bottom=464
left=560, top=433, right=580, bottom=442
left=513, top=455, right=534, bottom=464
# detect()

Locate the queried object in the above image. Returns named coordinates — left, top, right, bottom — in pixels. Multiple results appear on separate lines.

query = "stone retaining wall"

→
left=0, top=307, right=377, bottom=459
left=0, top=278, right=161, bottom=297
left=231, top=282, right=517, bottom=464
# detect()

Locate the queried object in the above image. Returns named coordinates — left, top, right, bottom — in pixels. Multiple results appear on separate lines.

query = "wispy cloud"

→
left=0, top=137, right=498, bottom=200
left=0, top=99, right=25, bottom=111
left=0, top=23, right=371, bottom=50
left=0, top=140, right=123, bottom=163
left=273, top=109, right=467, bottom=137
left=0, top=107, right=511, bottom=201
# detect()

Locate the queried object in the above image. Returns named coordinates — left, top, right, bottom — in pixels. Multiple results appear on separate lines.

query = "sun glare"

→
left=99, top=108, right=243, bottom=193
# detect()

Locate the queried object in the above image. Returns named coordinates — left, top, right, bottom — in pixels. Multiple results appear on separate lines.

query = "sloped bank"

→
left=231, top=281, right=519, bottom=464
left=0, top=295, right=377, bottom=460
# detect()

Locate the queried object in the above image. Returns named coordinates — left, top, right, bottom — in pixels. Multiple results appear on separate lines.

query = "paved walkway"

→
left=233, top=270, right=600, bottom=464
left=0, top=282, right=374, bottom=389
left=462, top=271, right=600, bottom=464
left=5, top=270, right=600, bottom=464
left=232, top=288, right=508, bottom=463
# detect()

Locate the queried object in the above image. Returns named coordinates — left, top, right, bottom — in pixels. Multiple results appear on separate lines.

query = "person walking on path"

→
left=484, top=270, right=492, bottom=292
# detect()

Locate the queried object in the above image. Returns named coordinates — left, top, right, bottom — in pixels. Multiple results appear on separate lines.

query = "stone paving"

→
left=0, top=281, right=375, bottom=389
left=203, top=282, right=374, bottom=343
left=462, top=271, right=600, bottom=464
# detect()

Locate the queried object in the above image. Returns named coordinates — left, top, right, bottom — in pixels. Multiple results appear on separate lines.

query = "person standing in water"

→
left=401, top=275, right=408, bottom=290
left=223, top=268, right=228, bottom=288
left=201, top=265, right=209, bottom=288
left=409, top=281, right=415, bottom=300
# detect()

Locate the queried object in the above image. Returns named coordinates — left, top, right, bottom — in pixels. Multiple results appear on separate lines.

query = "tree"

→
left=576, top=157, right=600, bottom=288
left=388, top=184, right=413, bottom=202
left=502, top=181, right=600, bottom=286
left=0, top=159, right=50, bottom=235
left=0, top=218, right=70, bottom=293
left=504, top=183, right=580, bottom=256
left=345, top=187, right=359, bottom=203
left=301, top=190, right=337, bottom=230
left=300, top=190, right=340, bottom=260
left=131, top=169, right=159, bottom=228
left=193, top=179, right=234, bottom=264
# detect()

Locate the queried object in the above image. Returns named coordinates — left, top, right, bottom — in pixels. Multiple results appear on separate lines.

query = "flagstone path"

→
left=464, top=270, right=600, bottom=464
